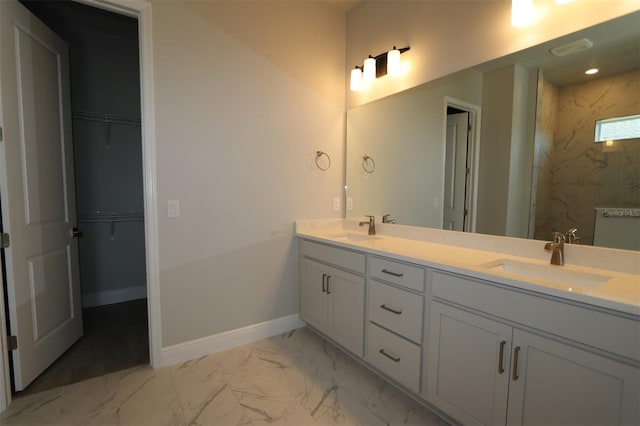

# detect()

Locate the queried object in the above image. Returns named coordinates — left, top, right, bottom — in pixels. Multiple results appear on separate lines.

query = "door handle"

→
left=326, top=275, right=332, bottom=294
left=381, top=269, right=404, bottom=277
left=71, top=227, right=83, bottom=238
left=378, top=348, right=400, bottom=363
left=321, top=274, right=327, bottom=293
left=512, top=346, right=521, bottom=381
left=380, top=304, right=402, bottom=315
left=498, top=340, right=506, bottom=374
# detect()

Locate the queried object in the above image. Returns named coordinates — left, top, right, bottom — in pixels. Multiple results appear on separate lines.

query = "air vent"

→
left=550, top=38, right=594, bottom=57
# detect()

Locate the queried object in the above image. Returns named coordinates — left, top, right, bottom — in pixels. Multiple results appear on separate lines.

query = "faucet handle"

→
left=552, top=231, right=565, bottom=245
left=365, top=215, right=375, bottom=223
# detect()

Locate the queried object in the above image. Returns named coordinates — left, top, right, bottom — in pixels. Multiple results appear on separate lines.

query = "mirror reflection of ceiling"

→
left=474, top=11, right=639, bottom=87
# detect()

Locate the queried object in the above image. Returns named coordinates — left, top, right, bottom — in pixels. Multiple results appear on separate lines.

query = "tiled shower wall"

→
left=534, top=70, right=640, bottom=245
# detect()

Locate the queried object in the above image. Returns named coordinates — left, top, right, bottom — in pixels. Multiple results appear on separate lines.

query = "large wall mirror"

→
left=346, top=11, right=639, bottom=250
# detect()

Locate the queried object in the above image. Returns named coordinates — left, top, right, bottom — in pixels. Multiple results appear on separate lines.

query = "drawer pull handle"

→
left=381, top=269, right=404, bottom=278
left=378, top=348, right=400, bottom=363
left=512, top=346, right=520, bottom=381
left=326, top=275, right=332, bottom=294
left=498, top=340, right=506, bottom=374
left=380, top=304, right=402, bottom=315
left=321, top=274, right=327, bottom=293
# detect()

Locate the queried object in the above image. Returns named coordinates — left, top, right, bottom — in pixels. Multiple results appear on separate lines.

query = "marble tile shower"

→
left=1, top=328, right=447, bottom=426
left=533, top=70, right=639, bottom=244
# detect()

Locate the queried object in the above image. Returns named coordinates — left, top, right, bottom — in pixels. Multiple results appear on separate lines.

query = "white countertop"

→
left=296, top=219, right=640, bottom=316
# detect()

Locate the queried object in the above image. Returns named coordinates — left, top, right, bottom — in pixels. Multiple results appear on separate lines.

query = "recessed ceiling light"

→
left=585, top=68, right=599, bottom=75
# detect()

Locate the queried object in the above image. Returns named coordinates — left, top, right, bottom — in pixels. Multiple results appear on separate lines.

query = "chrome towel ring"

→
left=315, top=151, right=331, bottom=171
left=362, top=155, right=376, bottom=173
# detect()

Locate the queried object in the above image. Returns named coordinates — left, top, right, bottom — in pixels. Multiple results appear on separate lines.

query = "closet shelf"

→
left=77, top=212, right=144, bottom=224
left=73, top=111, right=141, bottom=126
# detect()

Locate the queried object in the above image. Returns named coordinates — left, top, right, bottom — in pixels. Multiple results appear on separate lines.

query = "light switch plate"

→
left=332, top=197, right=340, bottom=212
left=167, top=200, right=180, bottom=218
left=346, top=198, right=353, bottom=211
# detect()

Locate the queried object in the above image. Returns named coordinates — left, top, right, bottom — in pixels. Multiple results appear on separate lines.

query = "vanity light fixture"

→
left=350, top=46, right=410, bottom=91
left=363, top=55, right=376, bottom=83
left=555, top=0, right=574, bottom=4
left=511, top=0, right=534, bottom=27
left=350, top=66, right=363, bottom=91
left=387, top=46, right=401, bottom=76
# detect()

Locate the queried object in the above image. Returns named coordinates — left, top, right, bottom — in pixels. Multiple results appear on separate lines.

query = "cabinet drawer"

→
left=432, top=270, right=640, bottom=362
left=369, top=256, right=424, bottom=292
left=367, top=322, right=421, bottom=393
left=300, top=239, right=365, bottom=274
left=367, top=280, right=423, bottom=343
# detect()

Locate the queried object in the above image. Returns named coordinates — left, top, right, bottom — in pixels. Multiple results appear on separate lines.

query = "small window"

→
left=594, top=114, right=640, bottom=142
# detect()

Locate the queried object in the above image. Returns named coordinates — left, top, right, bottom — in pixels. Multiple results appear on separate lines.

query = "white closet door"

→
left=0, top=0, right=82, bottom=390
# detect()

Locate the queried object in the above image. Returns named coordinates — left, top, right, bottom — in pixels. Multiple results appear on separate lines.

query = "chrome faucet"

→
left=565, top=227, right=580, bottom=244
left=382, top=214, right=397, bottom=224
left=359, top=215, right=376, bottom=235
left=544, top=232, right=565, bottom=266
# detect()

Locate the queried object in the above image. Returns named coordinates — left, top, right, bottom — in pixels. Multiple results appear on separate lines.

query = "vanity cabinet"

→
left=299, top=240, right=365, bottom=357
left=365, top=256, right=425, bottom=393
left=427, top=272, right=640, bottom=426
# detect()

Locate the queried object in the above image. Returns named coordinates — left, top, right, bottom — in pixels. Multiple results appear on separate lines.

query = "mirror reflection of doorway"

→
left=4, top=0, right=149, bottom=396
left=443, top=99, right=480, bottom=232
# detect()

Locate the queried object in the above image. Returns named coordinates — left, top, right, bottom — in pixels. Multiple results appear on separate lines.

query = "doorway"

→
left=442, top=98, right=481, bottom=232
left=9, top=0, right=148, bottom=395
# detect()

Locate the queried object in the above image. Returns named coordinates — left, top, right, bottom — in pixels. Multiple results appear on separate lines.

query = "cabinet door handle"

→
left=321, top=274, right=327, bottom=293
left=380, top=304, right=402, bottom=315
left=326, top=275, right=332, bottom=294
left=498, top=340, right=506, bottom=374
left=381, top=269, right=404, bottom=278
left=512, top=346, right=520, bottom=381
left=378, top=348, right=400, bottom=363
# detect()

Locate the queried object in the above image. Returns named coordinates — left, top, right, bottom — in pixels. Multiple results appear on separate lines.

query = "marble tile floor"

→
left=1, top=327, right=449, bottom=426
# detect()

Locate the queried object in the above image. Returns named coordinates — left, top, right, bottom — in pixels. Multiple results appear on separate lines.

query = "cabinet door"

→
left=506, top=329, right=639, bottom=426
left=300, top=259, right=329, bottom=333
left=328, top=267, right=365, bottom=357
left=426, top=301, right=512, bottom=425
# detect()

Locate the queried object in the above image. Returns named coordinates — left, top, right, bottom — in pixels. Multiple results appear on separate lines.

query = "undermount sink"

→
left=331, top=233, right=381, bottom=242
left=480, top=259, right=613, bottom=290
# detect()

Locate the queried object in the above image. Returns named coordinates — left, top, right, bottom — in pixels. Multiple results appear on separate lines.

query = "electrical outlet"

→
left=346, top=198, right=353, bottom=211
left=167, top=200, right=180, bottom=218
left=333, top=197, right=340, bottom=212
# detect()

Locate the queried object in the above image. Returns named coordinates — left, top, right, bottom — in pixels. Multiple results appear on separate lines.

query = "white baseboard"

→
left=159, top=314, right=305, bottom=367
left=82, top=285, right=147, bottom=308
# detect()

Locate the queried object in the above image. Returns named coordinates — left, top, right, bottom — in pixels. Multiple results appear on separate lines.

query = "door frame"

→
left=442, top=97, right=482, bottom=233
left=0, top=0, right=160, bottom=412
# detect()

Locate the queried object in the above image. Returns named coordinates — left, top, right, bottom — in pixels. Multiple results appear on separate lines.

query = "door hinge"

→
left=468, top=124, right=472, bottom=132
left=464, top=209, right=469, bottom=216
left=0, top=233, right=9, bottom=248
left=0, top=126, right=3, bottom=141
left=8, top=335, right=17, bottom=351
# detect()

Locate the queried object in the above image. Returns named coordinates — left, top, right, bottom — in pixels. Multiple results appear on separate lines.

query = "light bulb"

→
left=387, top=47, right=401, bottom=76
left=350, top=67, right=362, bottom=91
left=585, top=68, right=599, bottom=75
left=363, top=56, right=376, bottom=83
left=511, top=0, right=533, bottom=27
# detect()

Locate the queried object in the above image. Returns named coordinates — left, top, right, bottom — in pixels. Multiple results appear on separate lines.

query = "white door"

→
left=506, top=329, right=639, bottom=426
left=300, top=259, right=329, bottom=333
left=0, top=0, right=82, bottom=391
left=327, top=267, right=364, bottom=357
left=443, top=112, right=469, bottom=231
left=426, top=301, right=512, bottom=425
